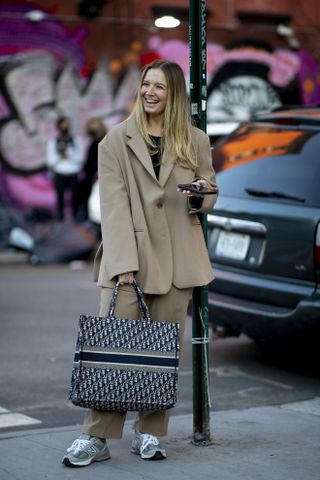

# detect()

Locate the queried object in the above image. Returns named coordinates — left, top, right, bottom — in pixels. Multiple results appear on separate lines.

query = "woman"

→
left=78, top=117, right=107, bottom=220
left=63, top=60, right=218, bottom=467
left=46, top=116, right=84, bottom=221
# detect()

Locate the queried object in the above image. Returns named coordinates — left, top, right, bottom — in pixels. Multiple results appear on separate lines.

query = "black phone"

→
left=177, top=183, right=217, bottom=195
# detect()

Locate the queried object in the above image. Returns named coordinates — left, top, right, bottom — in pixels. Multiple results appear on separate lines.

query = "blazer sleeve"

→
left=188, top=130, right=219, bottom=214
left=98, top=140, right=139, bottom=281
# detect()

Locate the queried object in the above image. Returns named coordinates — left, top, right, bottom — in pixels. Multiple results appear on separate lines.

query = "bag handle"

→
left=108, top=279, right=151, bottom=321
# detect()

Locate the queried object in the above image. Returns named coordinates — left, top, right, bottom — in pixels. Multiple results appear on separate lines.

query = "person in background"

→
left=78, top=117, right=107, bottom=221
left=62, top=60, right=218, bottom=467
left=46, top=116, right=84, bottom=221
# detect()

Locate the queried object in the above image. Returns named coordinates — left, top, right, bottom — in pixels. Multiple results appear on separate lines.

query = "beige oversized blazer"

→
left=93, top=115, right=218, bottom=295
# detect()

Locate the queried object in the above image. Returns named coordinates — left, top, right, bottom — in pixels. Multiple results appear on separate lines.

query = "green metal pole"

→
left=189, top=0, right=212, bottom=445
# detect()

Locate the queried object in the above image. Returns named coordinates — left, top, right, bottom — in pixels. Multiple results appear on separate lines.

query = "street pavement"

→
left=1, top=252, right=320, bottom=479
left=1, top=401, right=320, bottom=480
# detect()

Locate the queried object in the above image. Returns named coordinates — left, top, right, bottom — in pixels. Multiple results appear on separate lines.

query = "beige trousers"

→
left=83, top=283, right=193, bottom=439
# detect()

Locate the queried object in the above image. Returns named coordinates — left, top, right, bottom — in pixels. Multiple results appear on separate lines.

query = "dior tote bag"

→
left=69, top=280, right=180, bottom=412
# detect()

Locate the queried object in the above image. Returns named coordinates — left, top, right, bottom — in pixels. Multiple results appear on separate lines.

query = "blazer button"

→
left=156, top=202, right=163, bottom=208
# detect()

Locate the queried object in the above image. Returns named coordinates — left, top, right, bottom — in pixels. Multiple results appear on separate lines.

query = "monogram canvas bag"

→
left=69, top=280, right=180, bottom=412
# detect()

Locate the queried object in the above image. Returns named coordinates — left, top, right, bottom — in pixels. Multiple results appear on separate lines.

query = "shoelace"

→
left=140, top=434, right=159, bottom=452
left=67, top=438, right=90, bottom=454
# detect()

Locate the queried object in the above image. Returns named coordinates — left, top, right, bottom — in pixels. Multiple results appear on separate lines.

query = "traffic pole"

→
left=189, top=0, right=212, bottom=445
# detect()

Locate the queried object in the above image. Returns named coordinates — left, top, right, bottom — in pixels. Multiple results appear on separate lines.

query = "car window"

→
left=213, top=126, right=320, bottom=207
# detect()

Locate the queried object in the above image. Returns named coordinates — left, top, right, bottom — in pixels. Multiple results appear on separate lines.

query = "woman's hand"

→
left=177, top=179, right=212, bottom=197
left=118, top=272, right=135, bottom=285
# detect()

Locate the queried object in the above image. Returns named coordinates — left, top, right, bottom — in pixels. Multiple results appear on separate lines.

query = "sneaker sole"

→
left=140, top=450, right=167, bottom=460
left=131, top=446, right=166, bottom=460
left=62, top=452, right=110, bottom=467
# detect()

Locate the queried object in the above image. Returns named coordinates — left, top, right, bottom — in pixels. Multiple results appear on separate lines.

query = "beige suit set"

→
left=84, top=116, right=218, bottom=439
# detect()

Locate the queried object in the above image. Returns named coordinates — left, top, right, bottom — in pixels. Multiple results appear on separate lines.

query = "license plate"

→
left=215, top=231, right=250, bottom=260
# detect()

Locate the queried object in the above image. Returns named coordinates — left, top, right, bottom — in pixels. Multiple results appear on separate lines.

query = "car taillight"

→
left=315, top=224, right=320, bottom=270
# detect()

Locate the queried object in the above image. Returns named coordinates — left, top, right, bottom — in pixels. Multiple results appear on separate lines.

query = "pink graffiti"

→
left=6, top=172, right=55, bottom=211
left=0, top=3, right=88, bottom=71
left=207, top=47, right=300, bottom=87
left=148, top=36, right=301, bottom=88
left=148, top=36, right=190, bottom=74
left=297, top=49, right=320, bottom=104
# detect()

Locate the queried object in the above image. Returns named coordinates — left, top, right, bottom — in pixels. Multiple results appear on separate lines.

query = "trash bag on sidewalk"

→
left=0, top=205, right=33, bottom=250
left=29, top=221, right=99, bottom=264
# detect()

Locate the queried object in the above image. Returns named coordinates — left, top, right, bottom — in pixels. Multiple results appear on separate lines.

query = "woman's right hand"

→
left=118, top=272, right=135, bottom=285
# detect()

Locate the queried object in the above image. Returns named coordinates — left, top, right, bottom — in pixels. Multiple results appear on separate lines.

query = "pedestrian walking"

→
left=63, top=59, right=218, bottom=467
left=46, top=116, right=84, bottom=221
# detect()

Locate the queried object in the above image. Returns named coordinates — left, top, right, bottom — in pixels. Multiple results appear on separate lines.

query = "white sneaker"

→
left=131, top=431, right=166, bottom=460
left=62, top=434, right=110, bottom=467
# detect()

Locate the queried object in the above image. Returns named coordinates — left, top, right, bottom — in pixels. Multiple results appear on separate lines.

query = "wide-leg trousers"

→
left=82, top=283, right=193, bottom=439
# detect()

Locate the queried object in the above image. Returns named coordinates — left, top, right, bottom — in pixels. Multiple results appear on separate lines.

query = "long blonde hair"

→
left=131, top=60, right=197, bottom=170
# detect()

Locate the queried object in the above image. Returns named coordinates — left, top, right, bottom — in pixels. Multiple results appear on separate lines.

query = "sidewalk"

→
left=1, top=402, right=320, bottom=480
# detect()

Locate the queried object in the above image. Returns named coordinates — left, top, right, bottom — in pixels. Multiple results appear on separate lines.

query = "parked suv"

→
left=208, top=106, right=320, bottom=344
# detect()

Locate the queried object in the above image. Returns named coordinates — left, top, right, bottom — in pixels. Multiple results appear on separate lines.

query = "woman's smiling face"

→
left=140, top=68, right=168, bottom=119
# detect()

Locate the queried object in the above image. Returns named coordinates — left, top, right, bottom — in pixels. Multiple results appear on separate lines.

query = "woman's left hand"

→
left=177, top=179, right=210, bottom=197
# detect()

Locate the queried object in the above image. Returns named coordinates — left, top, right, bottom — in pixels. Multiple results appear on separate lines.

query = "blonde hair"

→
left=85, top=117, right=107, bottom=139
left=131, top=60, right=197, bottom=170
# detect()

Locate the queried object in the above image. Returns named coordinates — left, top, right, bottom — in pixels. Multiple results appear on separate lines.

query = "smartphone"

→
left=177, top=183, right=217, bottom=195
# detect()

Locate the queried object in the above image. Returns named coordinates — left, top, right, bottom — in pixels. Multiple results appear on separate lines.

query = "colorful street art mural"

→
left=0, top=2, right=320, bottom=211
left=0, top=3, right=140, bottom=211
left=147, top=36, right=320, bottom=125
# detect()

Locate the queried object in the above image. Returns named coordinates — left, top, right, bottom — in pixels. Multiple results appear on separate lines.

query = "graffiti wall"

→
left=0, top=3, right=141, bottom=211
left=0, top=2, right=320, bottom=211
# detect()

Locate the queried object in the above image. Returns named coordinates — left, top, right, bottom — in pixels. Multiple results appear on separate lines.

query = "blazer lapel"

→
left=126, top=117, right=157, bottom=181
left=159, top=148, right=175, bottom=187
left=125, top=116, right=176, bottom=186
left=127, top=135, right=157, bottom=180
